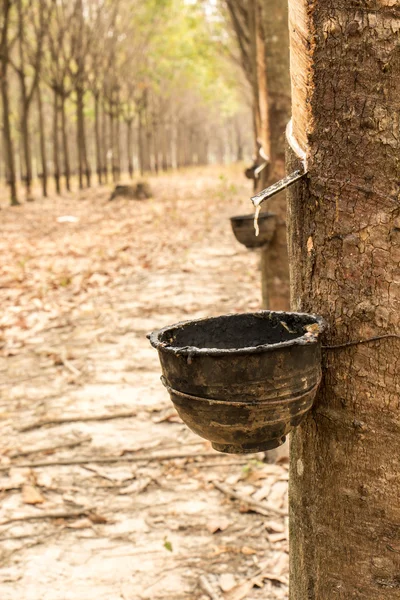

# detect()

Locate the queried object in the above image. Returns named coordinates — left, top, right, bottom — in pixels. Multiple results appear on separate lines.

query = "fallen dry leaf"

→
left=224, top=578, right=254, bottom=600
left=65, top=518, right=93, bottom=530
left=265, top=520, right=285, bottom=533
left=119, top=477, right=151, bottom=495
left=22, top=484, right=45, bottom=505
left=87, top=511, right=108, bottom=524
left=241, top=545, right=257, bottom=555
left=252, top=482, right=273, bottom=502
left=206, top=518, right=231, bottom=534
left=269, top=532, right=287, bottom=543
left=219, top=573, right=236, bottom=593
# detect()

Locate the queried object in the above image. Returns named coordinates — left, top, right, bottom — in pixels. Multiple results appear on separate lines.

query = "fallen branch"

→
left=61, top=356, right=82, bottom=377
left=19, top=411, right=138, bottom=432
left=193, top=460, right=248, bottom=469
left=9, top=435, right=92, bottom=458
left=0, top=532, right=56, bottom=564
left=0, top=451, right=220, bottom=471
left=0, top=509, right=90, bottom=526
left=0, top=373, right=46, bottom=388
left=199, top=574, right=222, bottom=600
left=212, top=481, right=287, bottom=517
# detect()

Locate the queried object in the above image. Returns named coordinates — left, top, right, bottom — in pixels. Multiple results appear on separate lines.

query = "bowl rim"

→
left=230, top=212, right=275, bottom=223
left=148, top=310, right=327, bottom=357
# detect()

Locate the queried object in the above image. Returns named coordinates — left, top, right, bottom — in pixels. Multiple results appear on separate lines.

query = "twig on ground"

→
left=0, top=532, right=56, bottom=564
left=0, top=509, right=91, bottom=526
left=9, top=435, right=92, bottom=458
left=0, top=373, right=46, bottom=387
left=192, top=460, right=248, bottom=469
left=212, top=481, right=287, bottom=517
left=19, top=411, right=138, bottom=432
left=0, top=451, right=220, bottom=471
left=61, top=354, right=82, bottom=377
left=199, top=574, right=222, bottom=600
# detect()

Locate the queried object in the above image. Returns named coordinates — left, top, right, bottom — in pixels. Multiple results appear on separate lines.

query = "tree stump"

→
left=109, top=182, right=153, bottom=201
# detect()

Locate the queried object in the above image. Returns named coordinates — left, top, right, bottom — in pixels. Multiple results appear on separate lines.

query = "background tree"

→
left=222, top=0, right=291, bottom=310
left=0, top=0, right=18, bottom=205
left=11, top=0, right=50, bottom=201
left=0, top=0, right=253, bottom=206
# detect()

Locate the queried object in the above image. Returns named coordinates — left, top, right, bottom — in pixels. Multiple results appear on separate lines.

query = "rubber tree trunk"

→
left=1, top=74, right=18, bottom=205
left=101, top=98, right=108, bottom=183
left=94, top=94, right=102, bottom=185
left=138, top=111, right=144, bottom=176
left=53, top=89, right=61, bottom=195
left=251, top=0, right=270, bottom=186
left=115, top=111, right=121, bottom=179
left=37, top=85, right=47, bottom=197
left=144, top=109, right=152, bottom=172
left=259, top=0, right=291, bottom=311
left=152, top=119, right=159, bottom=174
left=126, top=119, right=134, bottom=179
left=61, top=95, right=71, bottom=192
left=109, top=110, right=117, bottom=182
left=76, top=86, right=91, bottom=189
left=287, top=2, right=400, bottom=598
left=20, top=96, right=33, bottom=201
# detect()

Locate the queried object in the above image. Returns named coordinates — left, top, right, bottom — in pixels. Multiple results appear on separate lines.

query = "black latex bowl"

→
left=230, top=213, right=276, bottom=249
left=149, top=311, right=326, bottom=454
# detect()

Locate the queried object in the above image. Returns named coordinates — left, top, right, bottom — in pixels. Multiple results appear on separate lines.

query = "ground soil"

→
left=0, top=166, right=288, bottom=600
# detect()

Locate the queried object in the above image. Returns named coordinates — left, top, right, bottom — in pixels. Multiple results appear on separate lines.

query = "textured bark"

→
left=20, top=96, right=33, bottom=200
left=288, top=2, right=400, bottom=598
left=126, top=119, right=134, bottom=179
left=76, top=87, right=91, bottom=189
left=109, top=109, right=117, bottom=182
left=37, top=85, right=47, bottom=197
left=260, top=0, right=291, bottom=311
left=52, top=89, right=61, bottom=195
left=101, top=98, right=109, bottom=183
left=0, top=0, right=17, bottom=205
left=226, top=0, right=290, bottom=311
left=152, top=119, right=159, bottom=175
left=61, top=95, right=71, bottom=191
left=251, top=0, right=270, bottom=183
left=1, top=75, right=17, bottom=205
left=76, top=88, right=84, bottom=189
left=161, top=122, right=169, bottom=171
left=94, top=94, right=102, bottom=185
left=138, top=110, right=144, bottom=176
left=115, top=106, right=121, bottom=180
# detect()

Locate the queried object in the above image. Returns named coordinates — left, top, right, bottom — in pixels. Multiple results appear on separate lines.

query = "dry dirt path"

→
left=0, top=166, right=288, bottom=600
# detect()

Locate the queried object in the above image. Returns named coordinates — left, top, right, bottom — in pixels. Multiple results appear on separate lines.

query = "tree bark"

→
left=37, top=85, right=47, bottom=197
left=288, top=2, right=400, bottom=598
left=20, top=97, right=33, bottom=201
left=1, top=74, right=18, bottom=205
left=61, top=95, right=71, bottom=191
left=259, top=0, right=291, bottom=311
left=0, top=0, right=17, bottom=206
left=251, top=0, right=270, bottom=186
left=138, top=110, right=144, bottom=176
left=76, top=86, right=91, bottom=189
left=76, top=88, right=84, bottom=190
left=101, top=98, right=108, bottom=183
left=109, top=109, right=117, bottom=182
left=16, top=0, right=34, bottom=202
left=94, top=94, right=102, bottom=185
left=126, top=119, right=134, bottom=179
left=115, top=109, right=121, bottom=180
left=52, top=89, right=61, bottom=195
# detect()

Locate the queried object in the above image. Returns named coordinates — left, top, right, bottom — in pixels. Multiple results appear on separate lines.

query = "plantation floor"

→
left=0, top=165, right=289, bottom=600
